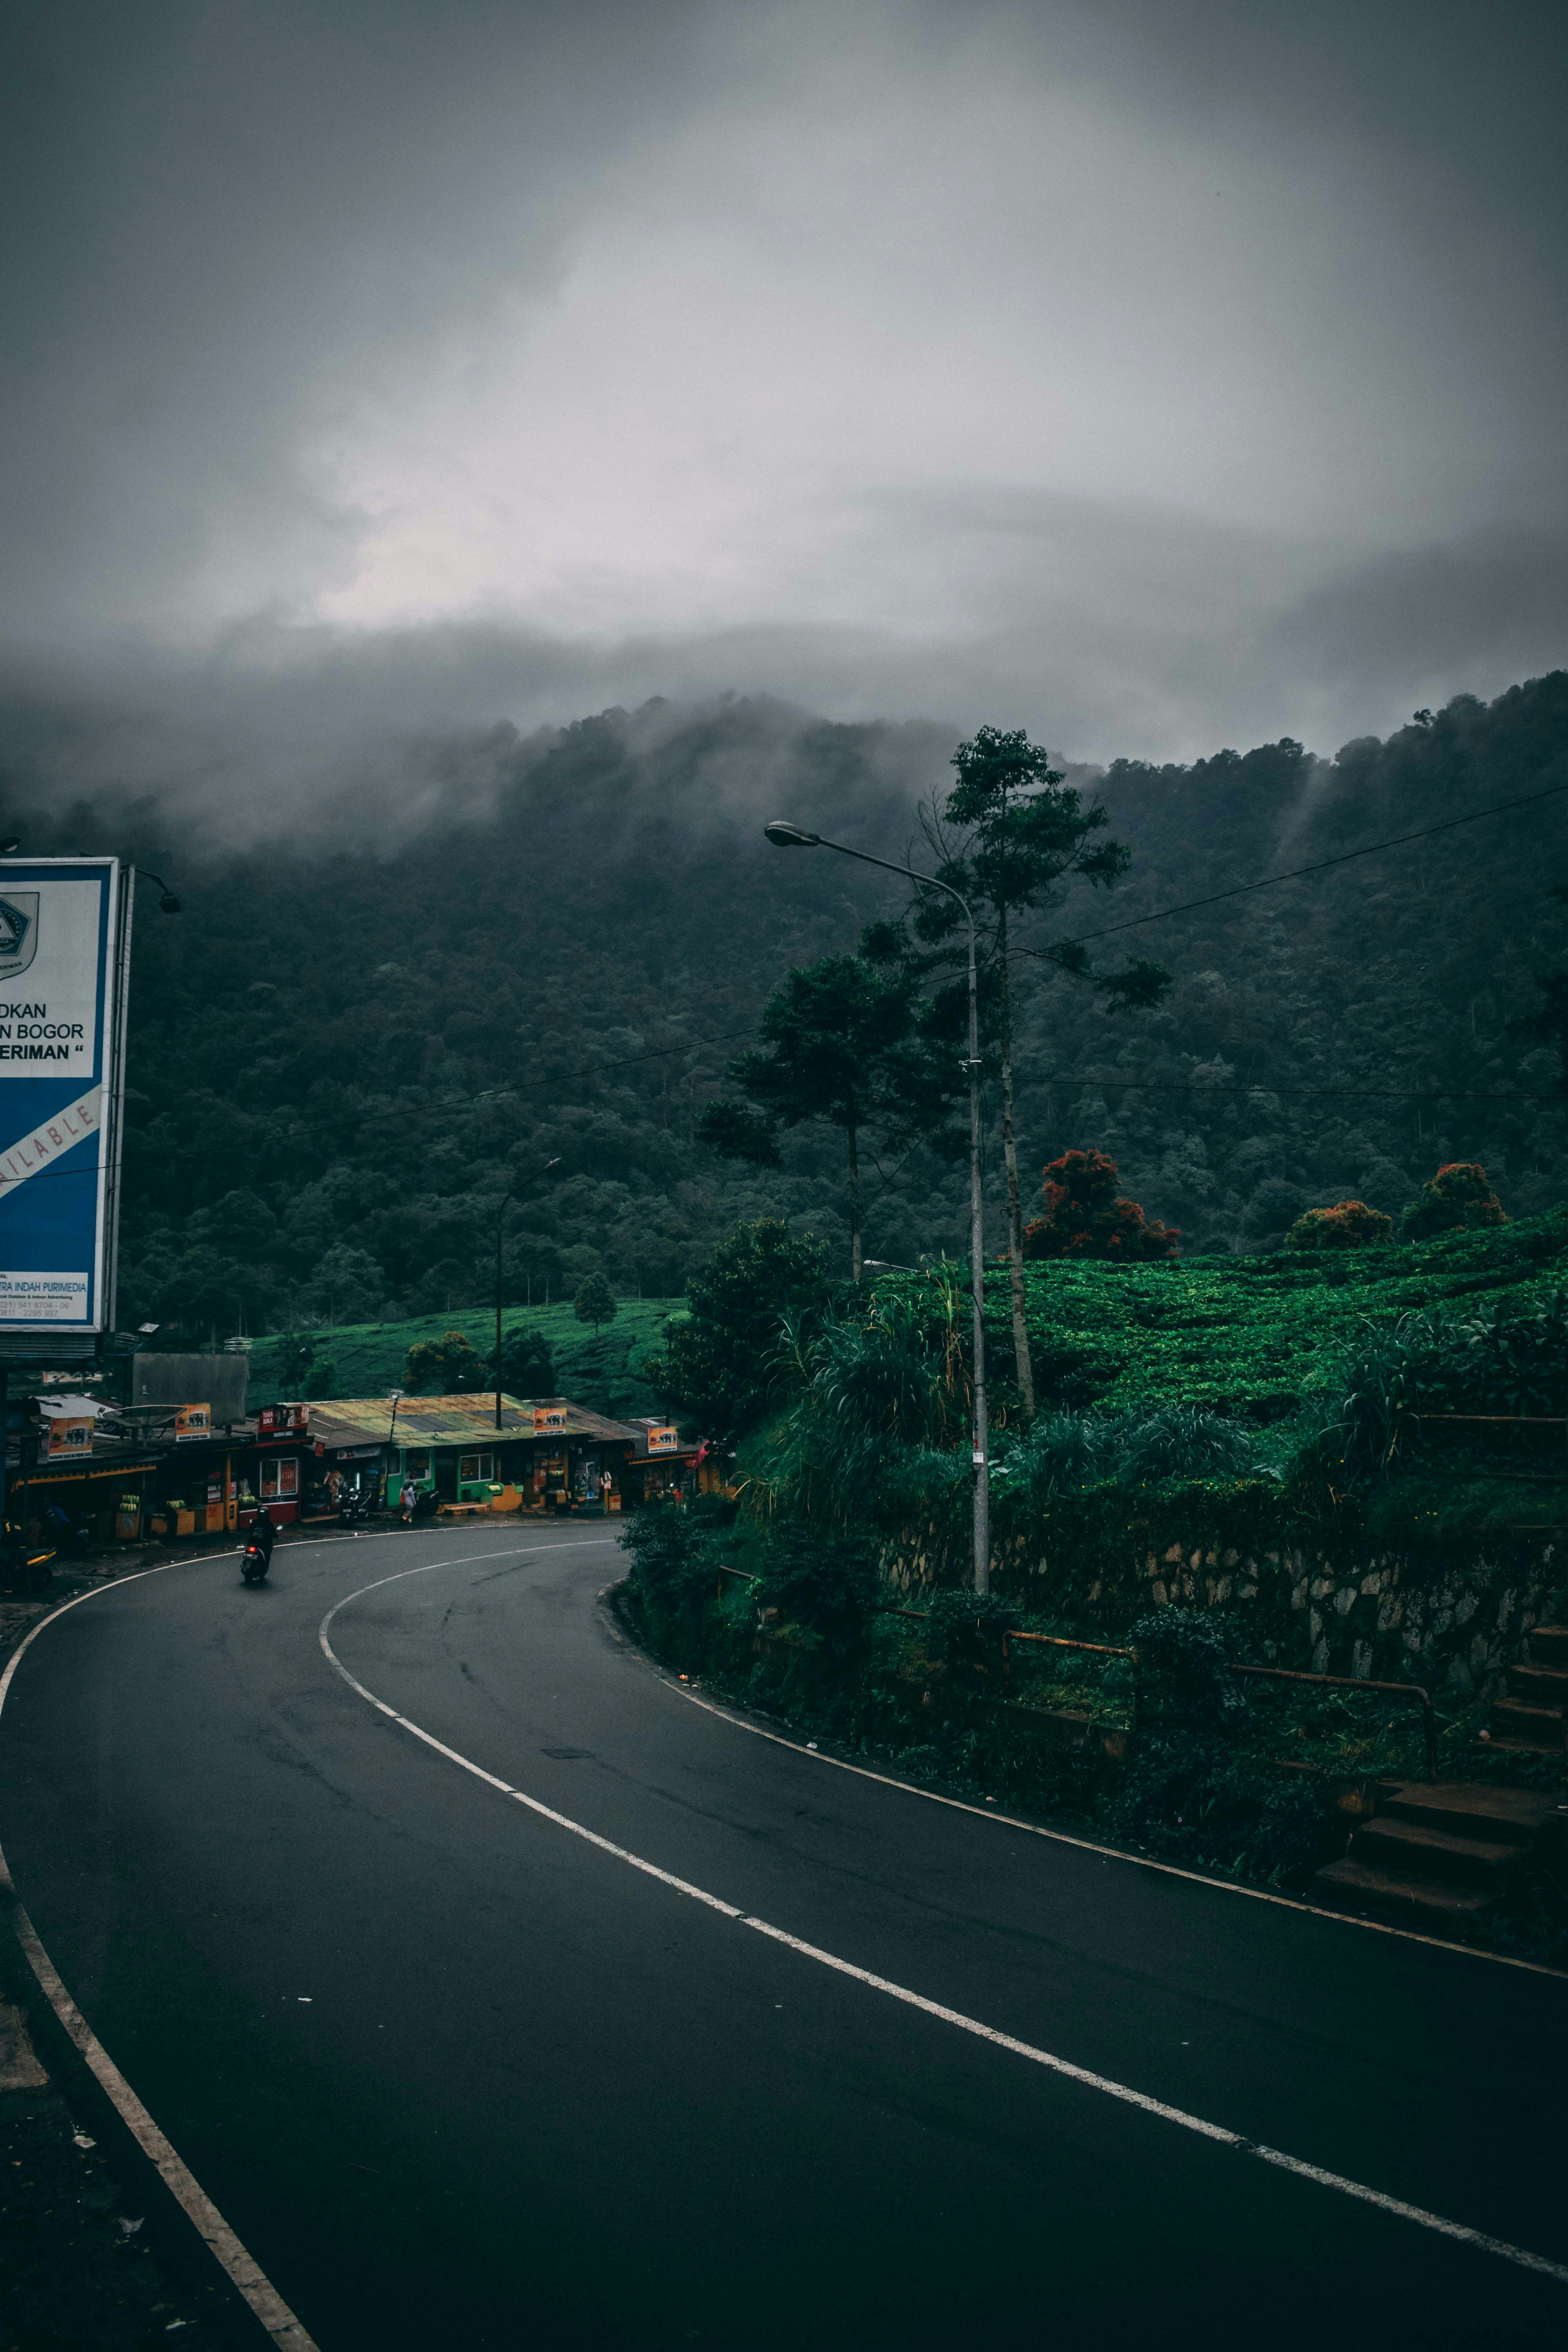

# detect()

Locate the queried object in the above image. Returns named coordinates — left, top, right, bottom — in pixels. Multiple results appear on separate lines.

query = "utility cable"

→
left=1019, top=772, right=1568, bottom=951
left=1021, top=1071, right=1565, bottom=1107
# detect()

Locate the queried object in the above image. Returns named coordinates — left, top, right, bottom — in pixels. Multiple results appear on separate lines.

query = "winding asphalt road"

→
left=2, top=1521, right=1567, bottom=2351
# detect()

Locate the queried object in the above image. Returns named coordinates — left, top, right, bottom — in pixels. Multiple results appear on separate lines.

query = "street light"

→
left=765, top=819, right=992, bottom=1596
left=494, top=1157, right=562, bottom=1431
left=135, top=868, right=181, bottom=915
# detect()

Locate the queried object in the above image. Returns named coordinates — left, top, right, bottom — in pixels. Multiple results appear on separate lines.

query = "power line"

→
left=1028, top=773, right=1568, bottom=951
left=1024, top=1071, right=1566, bottom=1107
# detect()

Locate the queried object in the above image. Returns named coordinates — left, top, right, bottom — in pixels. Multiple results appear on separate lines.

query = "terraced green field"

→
left=245, top=1296, right=687, bottom=1421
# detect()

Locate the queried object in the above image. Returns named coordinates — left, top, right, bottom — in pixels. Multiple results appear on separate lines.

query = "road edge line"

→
left=0, top=1541, right=368, bottom=2350
left=597, top=1585, right=1568, bottom=1984
left=323, top=1565, right=1568, bottom=2291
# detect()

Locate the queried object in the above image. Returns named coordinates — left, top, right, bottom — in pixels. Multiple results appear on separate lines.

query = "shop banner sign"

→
left=46, top=1413, right=95, bottom=1459
left=646, top=1425, right=678, bottom=1453
left=174, top=1403, right=211, bottom=1441
left=257, top=1403, right=309, bottom=1437
left=533, top=1405, right=567, bottom=1433
left=0, top=859, right=131, bottom=1333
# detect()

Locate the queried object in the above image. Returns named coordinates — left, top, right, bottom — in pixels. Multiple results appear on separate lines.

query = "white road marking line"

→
left=662, top=1672, right=1568, bottom=1982
left=0, top=1523, right=583, bottom=2350
left=323, top=1560, right=1568, bottom=2292
left=0, top=1553, right=327, bottom=2350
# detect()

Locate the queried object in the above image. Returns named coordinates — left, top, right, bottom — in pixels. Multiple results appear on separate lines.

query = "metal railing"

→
left=1229, top=1664, right=1437, bottom=1780
left=713, top=1579, right=1442, bottom=1778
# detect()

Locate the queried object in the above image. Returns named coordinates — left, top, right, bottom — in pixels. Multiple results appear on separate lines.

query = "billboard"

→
left=0, top=860, right=131, bottom=1337
left=533, top=1403, right=568, bottom=1434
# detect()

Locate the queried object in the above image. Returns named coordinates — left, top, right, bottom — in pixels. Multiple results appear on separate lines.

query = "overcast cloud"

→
left=3, top=0, right=1564, bottom=817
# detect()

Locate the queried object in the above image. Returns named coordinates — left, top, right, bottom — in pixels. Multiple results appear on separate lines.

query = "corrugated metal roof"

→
left=305, top=1396, right=643, bottom=1447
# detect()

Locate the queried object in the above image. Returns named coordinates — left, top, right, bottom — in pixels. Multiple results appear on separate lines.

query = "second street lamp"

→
left=764, top=819, right=992, bottom=1597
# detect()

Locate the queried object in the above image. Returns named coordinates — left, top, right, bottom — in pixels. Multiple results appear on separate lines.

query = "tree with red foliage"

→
left=1285, top=1200, right=1392, bottom=1251
left=1021, top=1148, right=1180, bottom=1262
left=1401, top=1162, right=1508, bottom=1241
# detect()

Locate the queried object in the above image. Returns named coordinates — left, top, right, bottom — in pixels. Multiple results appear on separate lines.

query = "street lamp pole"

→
left=494, top=1157, right=561, bottom=1432
left=763, top=820, right=990, bottom=1596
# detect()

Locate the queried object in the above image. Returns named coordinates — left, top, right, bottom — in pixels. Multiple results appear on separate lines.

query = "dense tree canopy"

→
left=1, top=679, right=1563, bottom=1343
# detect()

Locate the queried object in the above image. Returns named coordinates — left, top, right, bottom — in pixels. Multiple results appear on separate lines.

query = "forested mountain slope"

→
left=4, top=675, right=1564, bottom=1337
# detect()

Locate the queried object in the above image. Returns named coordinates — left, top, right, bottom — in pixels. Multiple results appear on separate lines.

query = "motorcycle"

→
left=40, top=1502, right=92, bottom=1557
left=240, top=1517, right=276, bottom=1585
left=0, top=1521, right=54, bottom=1593
left=338, top=1485, right=374, bottom=1527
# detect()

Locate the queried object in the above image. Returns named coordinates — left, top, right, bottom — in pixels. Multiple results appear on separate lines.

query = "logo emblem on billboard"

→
left=0, top=895, right=38, bottom=979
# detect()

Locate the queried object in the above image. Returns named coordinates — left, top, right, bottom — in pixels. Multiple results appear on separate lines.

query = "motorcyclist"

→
left=248, top=1508, right=278, bottom=1561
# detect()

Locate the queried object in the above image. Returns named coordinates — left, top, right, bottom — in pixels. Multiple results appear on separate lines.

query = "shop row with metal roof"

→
left=6, top=1378, right=713, bottom=1546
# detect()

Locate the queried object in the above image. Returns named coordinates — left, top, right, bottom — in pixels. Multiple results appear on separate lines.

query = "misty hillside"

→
left=5, top=676, right=1566, bottom=1339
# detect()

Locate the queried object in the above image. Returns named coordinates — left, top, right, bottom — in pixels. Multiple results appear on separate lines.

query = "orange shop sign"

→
left=46, top=1413, right=95, bottom=1459
left=646, top=1425, right=678, bottom=1454
left=533, top=1405, right=567, bottom=1434
left=174, top=1403, right=211, bottom=1441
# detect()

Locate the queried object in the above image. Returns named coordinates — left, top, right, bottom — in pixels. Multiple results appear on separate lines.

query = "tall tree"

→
left=697, top=953, right=958, bottom=1281
left=906, top=727, right=1170, bottom=1418
left=573, top=1272, right=618, bottom=1334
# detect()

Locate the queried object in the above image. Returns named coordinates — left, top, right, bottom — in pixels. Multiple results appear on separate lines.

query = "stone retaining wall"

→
left=884, top=1530, right=1564, bottom=1695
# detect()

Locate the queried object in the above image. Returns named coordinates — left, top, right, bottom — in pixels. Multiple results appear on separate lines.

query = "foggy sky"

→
left=4, top=0, right=1565, bottom=817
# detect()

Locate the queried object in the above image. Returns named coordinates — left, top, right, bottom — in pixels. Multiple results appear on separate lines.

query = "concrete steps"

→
left=1486, top=1624, right=1568, bottom=1756
left=1311, top=1778, right=1562, bottom=1933
left=1312, top=1857, right=1497, bottom=1926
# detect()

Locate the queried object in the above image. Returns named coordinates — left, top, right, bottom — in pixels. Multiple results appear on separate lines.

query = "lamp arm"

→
left=807, top=834, right=976, bottom=941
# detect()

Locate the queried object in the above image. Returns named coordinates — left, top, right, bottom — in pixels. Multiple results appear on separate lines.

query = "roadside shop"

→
left=619, top=1419, right=729, bottom=1504
left=304, top=1394, right=646, bottom=1515
left=9, top=1393, right=156, bottom=1544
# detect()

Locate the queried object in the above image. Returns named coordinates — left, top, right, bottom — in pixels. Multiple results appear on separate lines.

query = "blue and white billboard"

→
left=0, top=860, right=132, bottom=1336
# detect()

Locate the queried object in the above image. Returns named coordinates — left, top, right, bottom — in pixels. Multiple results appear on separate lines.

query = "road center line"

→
left=320, top=1555, right=1568, bottom=2292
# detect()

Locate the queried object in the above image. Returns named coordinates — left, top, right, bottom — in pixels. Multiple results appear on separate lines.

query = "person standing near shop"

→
left=399, top=1477, right=418, bottom=1524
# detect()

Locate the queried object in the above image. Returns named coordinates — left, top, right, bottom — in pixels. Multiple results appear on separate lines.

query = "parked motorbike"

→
left=339, top=1485, right=374, bottom=1527
left=40, top=1502, right=92, bottom=1557
left=0, top=1521, right=54, bottom=1593
left=240, top=1515, right=276, bottom=1585
left=412, top=1486, right=439, bottom=1523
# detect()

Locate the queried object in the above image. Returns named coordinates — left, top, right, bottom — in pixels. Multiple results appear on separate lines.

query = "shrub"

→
left=1109, top=1405, right=1263, bottom=1483
left=1285, top=1200, right=1393, bottom=1251
left=484, top=1324, right=556, bottom=1399
left=403, top=1329, right=485, bottom=1392
left=620, top=1493, right=735, bottom=1624
left=754, top=1523, right=880, bottom=1653
left=922, top=1587, right=1021, bottom=1669
left=1402, top=1161, right=1509, bottom=1242
left=1245, top=1779, right=1334, bottom=1886
left=1129, top=1607, right=1248, bottom=1731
